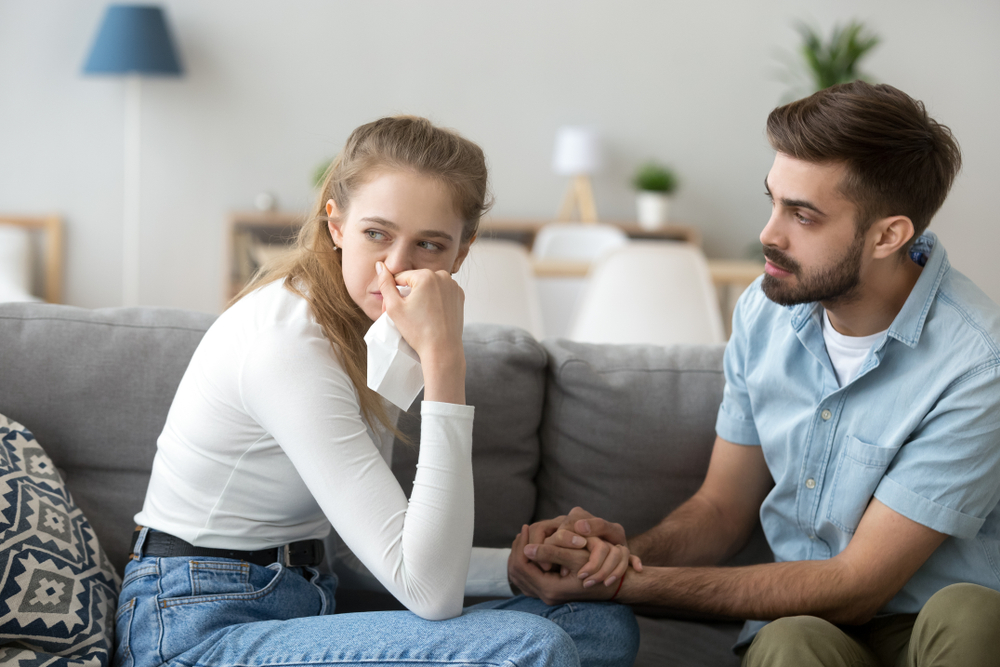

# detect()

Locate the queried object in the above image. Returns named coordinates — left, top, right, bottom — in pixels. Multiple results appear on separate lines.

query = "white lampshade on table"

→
left=552, top=126, right=602, bottom=223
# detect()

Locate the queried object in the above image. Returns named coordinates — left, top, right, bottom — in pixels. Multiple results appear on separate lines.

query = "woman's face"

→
left=327, top=170, right=471, bottom=321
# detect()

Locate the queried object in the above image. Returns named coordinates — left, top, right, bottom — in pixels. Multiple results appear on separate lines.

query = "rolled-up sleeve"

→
left=716, top=287, right=762, bottom=446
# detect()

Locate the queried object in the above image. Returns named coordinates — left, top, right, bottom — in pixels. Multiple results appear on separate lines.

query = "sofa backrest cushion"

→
left=537, top=339, right=772, bottom=566
left=0, top=303, right=215, bottom=574
left=538, top=341, right=715, bottom=527
left=391, top=324, right=546, bottom=549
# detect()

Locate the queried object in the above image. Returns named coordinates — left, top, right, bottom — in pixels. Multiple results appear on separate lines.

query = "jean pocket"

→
left=113, top=597, right=135, bottom=667
left=121, top=560, right=159, bottom=592
left=159, top=559, right=284, bottom=608
left=826, top=435, right=898, bottom=533
left=189, top=560, right=253, bottom=596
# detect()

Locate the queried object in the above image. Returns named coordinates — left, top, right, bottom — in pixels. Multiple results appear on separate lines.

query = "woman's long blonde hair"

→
left=232, top=116, right=492, bottom=433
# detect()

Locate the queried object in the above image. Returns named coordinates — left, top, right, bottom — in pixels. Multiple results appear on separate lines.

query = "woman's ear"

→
left=871, top=215, right=915, bottom=260
left=451, top=236, right=475, bottom=274
left=326, top=199, right=345, bottom=247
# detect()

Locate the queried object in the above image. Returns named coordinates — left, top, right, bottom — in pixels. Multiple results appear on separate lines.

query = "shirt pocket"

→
left=826, top=435, right=898, bottom=533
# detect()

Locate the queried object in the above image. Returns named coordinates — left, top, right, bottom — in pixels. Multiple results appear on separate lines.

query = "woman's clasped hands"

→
left=509, top=507, right=643, bottom=606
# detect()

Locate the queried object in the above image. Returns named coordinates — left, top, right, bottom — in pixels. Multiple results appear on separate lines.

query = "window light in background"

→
left=83, top=4, right=183, bottom=306
left=552, top=126, right=602, bottom=223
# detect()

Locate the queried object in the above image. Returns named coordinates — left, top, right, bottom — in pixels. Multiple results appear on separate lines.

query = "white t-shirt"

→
left=135, top=280, right=510, bottom=619
left=822, top=309, right=887, bottom=387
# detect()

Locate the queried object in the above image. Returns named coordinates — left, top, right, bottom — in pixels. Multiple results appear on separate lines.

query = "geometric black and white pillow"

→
left=0, top=413, right=120, bottom=667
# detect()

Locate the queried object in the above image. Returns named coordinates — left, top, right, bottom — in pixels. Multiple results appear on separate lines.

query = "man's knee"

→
left=743, top=616, right=872, bottom=667
left=910, top=583, right=1000, bottom=662
left=918, top=582, right=1000, bottom=623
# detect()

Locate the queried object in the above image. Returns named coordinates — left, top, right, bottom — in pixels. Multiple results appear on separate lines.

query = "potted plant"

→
left=632, top=162, right=678, bottom=230
left=777, top=20, right=880, bottom=100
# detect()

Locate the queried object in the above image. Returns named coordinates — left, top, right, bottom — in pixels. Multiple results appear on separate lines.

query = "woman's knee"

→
left=562, top=602, right=639, bottom=667
left=468, top=609, right=578, bottom=663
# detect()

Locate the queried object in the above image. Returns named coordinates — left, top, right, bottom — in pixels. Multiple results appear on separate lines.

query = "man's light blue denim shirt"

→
left=717, top=234, right=1000, bottom=643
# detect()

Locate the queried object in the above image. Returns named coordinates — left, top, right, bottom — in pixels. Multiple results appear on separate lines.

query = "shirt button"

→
left=821, top=409, right=832, bottom=420
left=805, top=478, right=816, bottom=489
left=809, top=534, right=816, bottom=540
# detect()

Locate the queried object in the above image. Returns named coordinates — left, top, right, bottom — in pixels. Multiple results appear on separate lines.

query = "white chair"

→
left=0, top=223, right=38, bottom=303
left=568, top=242, right=726, bottom=346
left=455, top=239, right=545, bottom=339
left=531, top=223, right=630, bottom=338
left=531, top=222, right=629, bottom=262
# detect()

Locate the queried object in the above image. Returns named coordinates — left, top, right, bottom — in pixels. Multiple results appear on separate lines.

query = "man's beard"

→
left=760, top=233, right=865, bottom=307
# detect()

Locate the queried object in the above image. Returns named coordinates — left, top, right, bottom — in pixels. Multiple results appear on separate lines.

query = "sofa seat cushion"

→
left=634, top=615, right=742, bottom=667
left=0, top=414, right=119, bottom=666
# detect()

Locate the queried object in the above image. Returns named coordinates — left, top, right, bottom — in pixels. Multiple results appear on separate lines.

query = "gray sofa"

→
left=0, top=302, right=772, bottom=666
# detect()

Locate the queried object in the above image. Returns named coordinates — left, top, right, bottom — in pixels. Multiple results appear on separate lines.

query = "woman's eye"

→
left=418, top=241, right=442, bottom=252
left=365, top=230, right=387, bottom=241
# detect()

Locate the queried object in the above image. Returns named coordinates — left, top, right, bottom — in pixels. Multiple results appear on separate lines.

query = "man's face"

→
left=760, top=154, right=866, bottom=307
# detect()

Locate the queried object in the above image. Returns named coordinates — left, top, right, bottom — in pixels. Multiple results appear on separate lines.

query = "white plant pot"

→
left=636, top=191, right=671, bottom=230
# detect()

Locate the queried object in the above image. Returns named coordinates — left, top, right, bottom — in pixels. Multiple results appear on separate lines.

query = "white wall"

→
left=2, top=0, right=998, bottom=312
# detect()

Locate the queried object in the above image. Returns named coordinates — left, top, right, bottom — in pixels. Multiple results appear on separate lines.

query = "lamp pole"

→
left=82, top=4, right=183, bottom=307
left=123, top=74, right=142, bottom=306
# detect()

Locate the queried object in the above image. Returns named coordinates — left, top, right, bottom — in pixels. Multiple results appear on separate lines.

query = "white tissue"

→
left=364, top=293, right=423, bottom=409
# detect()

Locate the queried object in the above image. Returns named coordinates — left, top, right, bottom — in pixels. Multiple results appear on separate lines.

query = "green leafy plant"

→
left=632, top=162, right=678, bottom=194
left=778, top=20, right=880, bottom=99
left=313, top=158, right=333, bottom=189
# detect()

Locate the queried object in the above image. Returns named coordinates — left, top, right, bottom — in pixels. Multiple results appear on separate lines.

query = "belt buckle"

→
left=282, top=540, right=324, bottom=568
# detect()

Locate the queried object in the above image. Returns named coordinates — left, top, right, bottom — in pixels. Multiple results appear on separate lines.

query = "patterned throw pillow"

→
left=0, top=414, right=120, bottom=667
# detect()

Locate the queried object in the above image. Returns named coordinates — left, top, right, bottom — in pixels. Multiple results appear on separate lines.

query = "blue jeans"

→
left=115, top=542, right=639, bottom=667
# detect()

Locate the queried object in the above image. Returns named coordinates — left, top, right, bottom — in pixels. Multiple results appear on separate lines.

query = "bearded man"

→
left=511, top=81, right=1000, bottom=666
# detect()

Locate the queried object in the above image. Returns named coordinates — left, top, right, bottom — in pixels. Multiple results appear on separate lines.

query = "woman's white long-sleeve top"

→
left=135, top=280, right=504, bottom=620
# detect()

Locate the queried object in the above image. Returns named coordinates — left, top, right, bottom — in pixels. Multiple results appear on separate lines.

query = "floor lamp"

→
left=83, top=5, right=183, bottom=306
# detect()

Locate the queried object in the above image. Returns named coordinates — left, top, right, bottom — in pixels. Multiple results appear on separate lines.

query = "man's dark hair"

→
left=767, top=81, right=962, bottom=241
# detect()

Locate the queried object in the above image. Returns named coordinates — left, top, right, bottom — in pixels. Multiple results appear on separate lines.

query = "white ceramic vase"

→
left=636, top=191, right=671, bottom=230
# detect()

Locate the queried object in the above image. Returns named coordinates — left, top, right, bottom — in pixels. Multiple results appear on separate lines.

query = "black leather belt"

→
left=130, top=528, right=324, bottom=568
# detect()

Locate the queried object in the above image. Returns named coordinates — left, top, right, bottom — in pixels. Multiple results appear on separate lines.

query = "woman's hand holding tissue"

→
left=376, top=261, right=466, bottom=405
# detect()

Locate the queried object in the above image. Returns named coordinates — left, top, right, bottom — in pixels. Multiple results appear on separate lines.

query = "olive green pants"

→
left=741, top=583, right=1000, bottom=667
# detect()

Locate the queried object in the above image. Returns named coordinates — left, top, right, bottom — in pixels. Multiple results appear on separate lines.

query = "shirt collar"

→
left=888, top=232, right=948, bottom=348
left=786, top=233, right=948, bottom=349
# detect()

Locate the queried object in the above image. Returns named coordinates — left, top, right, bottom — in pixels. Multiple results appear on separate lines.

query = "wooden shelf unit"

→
left=227, top=211, right=305, bottom=300
left=478, top=218, right=701, bottom=248
left=0, top=214, right=64, bottom=303
left=225, top=213, right=760, bottom=328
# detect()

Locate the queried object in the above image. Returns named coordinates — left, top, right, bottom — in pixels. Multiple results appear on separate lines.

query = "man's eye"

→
left=794, top=211, right=813, bottom=225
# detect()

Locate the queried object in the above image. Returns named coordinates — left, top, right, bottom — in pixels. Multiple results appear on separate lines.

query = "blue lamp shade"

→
left=83, top=4, right=182, bottom=75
